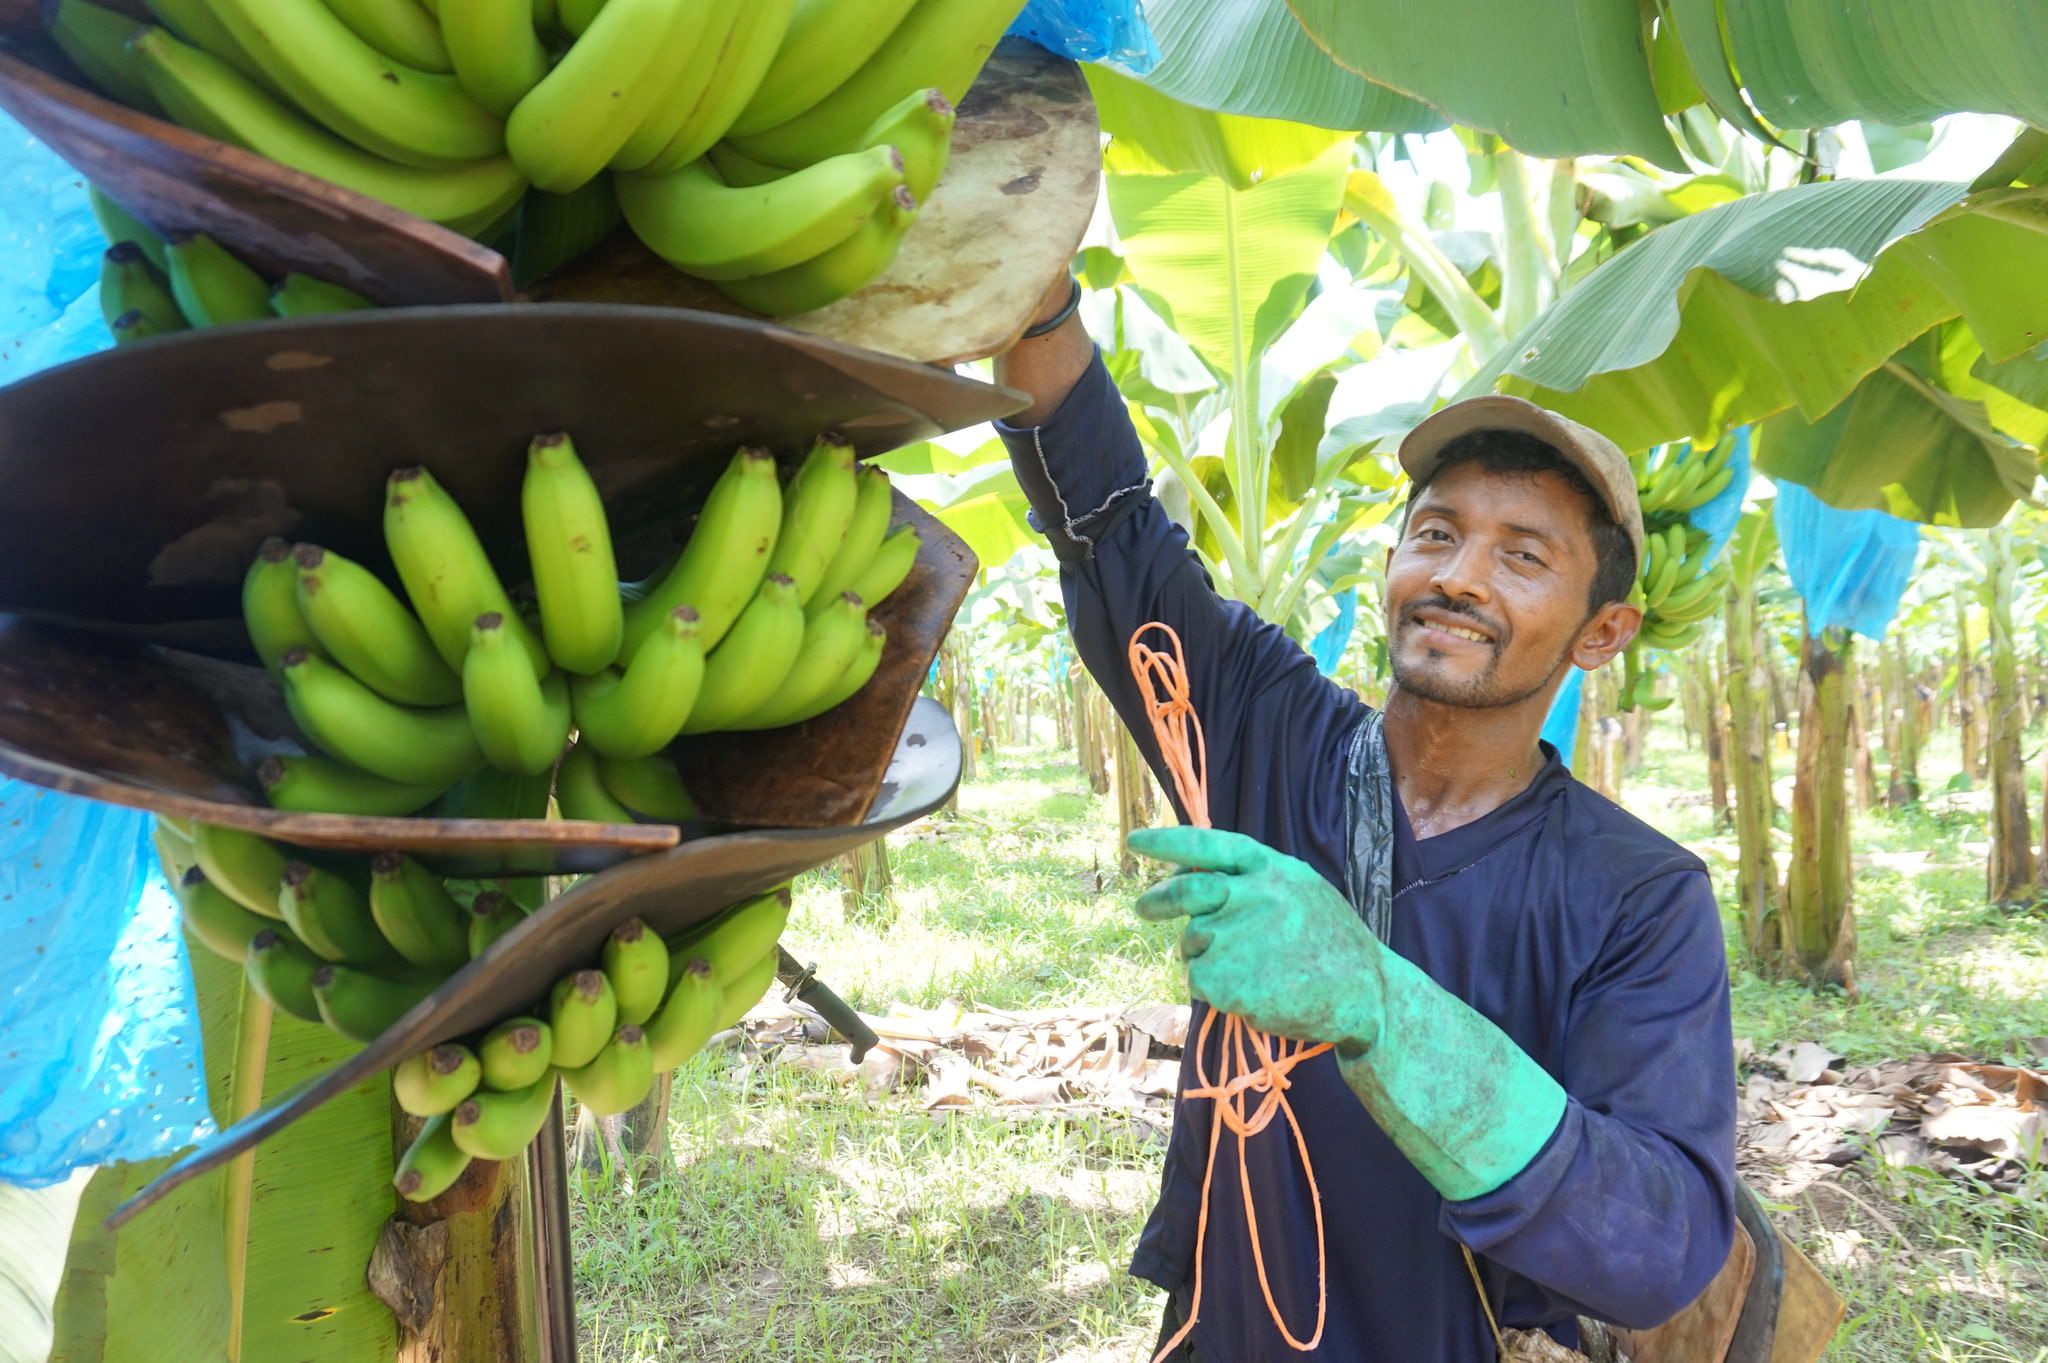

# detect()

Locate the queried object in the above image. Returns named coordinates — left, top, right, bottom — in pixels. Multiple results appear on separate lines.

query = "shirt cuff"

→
left=1437, top=1098, right=1582, bottom=1252
left=995, top=347, right=1152, bottom=563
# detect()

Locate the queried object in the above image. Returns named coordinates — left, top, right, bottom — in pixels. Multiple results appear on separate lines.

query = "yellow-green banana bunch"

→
left=1625, top=439, right=1737, bottom=658
left=158, top=820, right=539, bottom=1054
left=93, top=200, right=373, bottom=346
left=391, top=889, right=791, bottom=1201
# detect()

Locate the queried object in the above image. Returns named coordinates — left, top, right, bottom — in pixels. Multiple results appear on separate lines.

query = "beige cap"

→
left=1398, top=395, right=1643, bottom=567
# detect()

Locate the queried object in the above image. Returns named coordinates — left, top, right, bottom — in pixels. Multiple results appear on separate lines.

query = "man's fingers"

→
left=1133, top=871, right=1230, bottom=921
left=1126, top=825, right=1268, bottom=876
left=1178, top=923, right=1213, bottom=961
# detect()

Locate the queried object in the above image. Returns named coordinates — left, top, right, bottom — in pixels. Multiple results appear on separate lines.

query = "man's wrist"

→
left=1021, top=277, right=1082, bottom=339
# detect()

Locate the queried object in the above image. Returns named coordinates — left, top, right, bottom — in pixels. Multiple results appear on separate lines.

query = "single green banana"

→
left=596, top=753, right=697, bottom=821
left=295, top=544, right=462, bottom=705
left=663, top=889, right=789, bottom=981
left=781, top=617, right=886, bottom=725
left=191, top=822, right=290, bottom=919
left=548, top=968, right=618, bottom=1069
left=203, top=0, right=502, bottom=169
left=269, top=273, right=374, bottom=316
left=280, top=860, right=402, bottom=966
left=556, top=0, right=604, bottom=35
left=100, top=242, right=186, bottom=336
left=733, top=591, right=867, bottom=730
left=384, top=464, right=547, bottom=674
left=522, top=432, right=623, bottom=674
left=725, top=0, right=921, bottom=138
left=466, top=889, right=527, bottom=957
left=705, top=140, right=785, bottom=187
left=394, top=1113, right=471, bottom=1200
left=504, top=0, right=705, bottom=193
left=847, top=524, right=920, bottom=609
left=138, top=0, right=279, bottom=95
left=164, top=233, right=270, bottom=326
left=680, top=573, right=805, bottom=733
left=243, top=538, right=320, bottom=671
left=608, top=0, right=741, bottom=172
left=810, top=466, right=894, bottom=610
left=725, top=0, right=1024, bottom=168
left=712, top=183, right=916, bottom=317
left=129, top=27, right=529, bottom=227
left=87, top=184, right=167, bottom=270
left=439, top=0, right=548, bottom=118
left=245, top=928, right=324, bottom=1023
left=47, top=0, right=161, bottom=111
left=393, top=1043, right=482, bottom=1116
left=280, top=647, right=486, bottom=786
left=108, top=309, right=165, bottom=344
left=620, top=445, right=781, bottom=656
left=322, top=0, right=452, bottom=73
left=478, top=1016, right=553, bottom=1090
left=562, top=1024, right=654, bottom=1117
left=634, top=0, right=795, bottom=175
left=462, top=612, right=572, bottom=775
left=601, top=917, right=669, bottom=1026
left=766, top=434, right=859, bottom=605
left=711, top=946, right=778, bottom=1034
left=176, top=866, right=273, bottom=963
left=859, top=87, right=954, bottom=202
left=153, top=819, right=197, bottom=885
left=568, top=607, right=704, bottom=758
left=615, top=146, right=903, bottom=282
left=555, top=743, right=639, bottom=823
left=450, top=1072, right=557, bottom=1159
left=369, top=853, right=471, bottom=968
left=312, top=962, right=437, bottom=1041
left=259, top=753, right=448, bottom=816
left=1686, top=463, right=1736, bottom=510
left=645, top=956, right=718, bottom=1071
left=430, top=767, right=553, bottom=825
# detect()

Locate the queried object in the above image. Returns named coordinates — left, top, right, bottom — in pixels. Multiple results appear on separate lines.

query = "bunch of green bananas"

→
left=388, top=888, right=791, bottom=1201
left=240, top=430, right=912, bottom=817
left=47, top=0, right=1019, bottom=303
left=93, top=194, right=372, bottom=345
left=154, top=817, right=546, bottom=1049
left=1625, top=439, right=1738, bottom=655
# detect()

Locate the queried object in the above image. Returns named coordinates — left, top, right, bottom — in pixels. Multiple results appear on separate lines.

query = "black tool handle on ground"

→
left=775, top=947, right=879, bottom=1064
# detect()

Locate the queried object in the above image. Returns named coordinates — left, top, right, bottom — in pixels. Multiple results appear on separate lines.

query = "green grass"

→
left=574, top=721, right=2048, bottom=1362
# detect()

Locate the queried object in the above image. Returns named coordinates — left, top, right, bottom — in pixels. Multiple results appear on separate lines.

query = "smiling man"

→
left=994, top=279, right=1737, bottom=1362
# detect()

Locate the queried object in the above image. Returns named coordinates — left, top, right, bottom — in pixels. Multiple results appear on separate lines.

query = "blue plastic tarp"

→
left=1542, top=669, right=1584, bottom=771
left=1773, top=480, right=1921, bottom=641
left=0, top=113, right=213, bottom=1183
left=1309, top=587, right=1357, bottom=677
left=1007, top=0, right=1160, bottom=71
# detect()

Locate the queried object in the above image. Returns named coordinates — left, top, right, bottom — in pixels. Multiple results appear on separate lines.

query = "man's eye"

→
left=1516, top=550, right=1545, bottom=565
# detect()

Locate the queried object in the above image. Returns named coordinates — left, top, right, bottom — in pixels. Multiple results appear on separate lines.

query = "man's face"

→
left=1385, top=460, right=1616, bottom=710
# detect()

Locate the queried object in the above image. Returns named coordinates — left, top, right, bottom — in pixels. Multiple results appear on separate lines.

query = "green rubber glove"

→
left=1129, top=825, right=1567, bottom=1202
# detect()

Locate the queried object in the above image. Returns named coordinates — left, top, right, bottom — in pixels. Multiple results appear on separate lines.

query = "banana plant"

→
left=1723, top=505, right=1782, bottom=965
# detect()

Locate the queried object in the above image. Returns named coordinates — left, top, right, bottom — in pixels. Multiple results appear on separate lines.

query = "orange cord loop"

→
left=1129, top=624, right=1331, bottom=1360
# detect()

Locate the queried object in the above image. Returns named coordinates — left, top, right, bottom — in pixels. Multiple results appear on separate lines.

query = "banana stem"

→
left=1344, top=181, right=1508, bottom=359
left=1494, top=149, right=1553, bottom=334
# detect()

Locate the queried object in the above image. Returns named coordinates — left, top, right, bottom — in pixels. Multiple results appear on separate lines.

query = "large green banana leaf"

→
left=1455, top=181, right=2048, bottom=464
left=1717, top=2, right=2048, bottom=131
left=1285, top=0, right=1684, bottom=167
left=51, top=947, right=397, bottom=1363
left=1128, top=0, right=1442, bottom=134
left=1085, top=63, right=1352, bottom=192
left=1755, top=328, right=2040, bottom=529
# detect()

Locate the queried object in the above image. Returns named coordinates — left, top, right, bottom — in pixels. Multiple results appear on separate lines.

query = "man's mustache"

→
left=1400, top=595, right=1505, bottom=644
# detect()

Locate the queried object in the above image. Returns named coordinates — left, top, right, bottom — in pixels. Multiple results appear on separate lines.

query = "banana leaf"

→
left=1718, top=1, right=2048, bottom=131
left=50, top=947, right=397, bottom=1363
left=1084, top=63, right=1352, bottom=192
left=1286, top=0, right=1684, bottom=167
left=1128, top=0, right=1443, bottom=134
left=1456, top=181, right=2048, bottom=475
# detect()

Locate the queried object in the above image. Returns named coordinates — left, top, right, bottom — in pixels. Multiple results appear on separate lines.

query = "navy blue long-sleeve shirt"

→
left=997, top=352, right=1737, bottom=1361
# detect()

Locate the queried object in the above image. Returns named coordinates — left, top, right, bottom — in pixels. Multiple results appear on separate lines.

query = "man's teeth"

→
left=1438, top=624, right=1488, bottom=642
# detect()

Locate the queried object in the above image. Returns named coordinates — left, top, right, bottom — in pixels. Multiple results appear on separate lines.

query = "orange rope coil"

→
left=1128, top=624, right=1331, bottom=1361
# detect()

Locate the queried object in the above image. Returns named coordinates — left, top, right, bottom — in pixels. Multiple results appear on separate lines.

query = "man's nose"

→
left=1429, top=540, right=1494, bottom=605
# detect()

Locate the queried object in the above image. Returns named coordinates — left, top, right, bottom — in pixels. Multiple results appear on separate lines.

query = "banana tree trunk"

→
left=1784, top=621, right=1857, bottom=993
left=372, top=1109, right=546, bottom=1363
left=1725, top=586, right=1781, bottom=962
left=1884, top=634, right=1920, bottom=806
left=1071, top=665, right=1110, bottom=796
left=1703, top=647, right=1731, bottom=832
left=1677, top=661, right=1703, bottom=750
left=840, top=837, right=892, bottom=919
left=1846, top=650, right=1877, bottom=815
left=1115, top=724, right=1154, bottom=876
left=1956, top=596, right=1982, bottom=785
left=1983, top=530, right=2035, bottom=903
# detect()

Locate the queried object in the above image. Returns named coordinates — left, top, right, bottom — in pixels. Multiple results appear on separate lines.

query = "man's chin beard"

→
left=1390, top=650, right=1562, bottom=711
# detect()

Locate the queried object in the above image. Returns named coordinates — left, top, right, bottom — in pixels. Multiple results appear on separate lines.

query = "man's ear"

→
left=1572, top=600, right=1641, bottom=671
